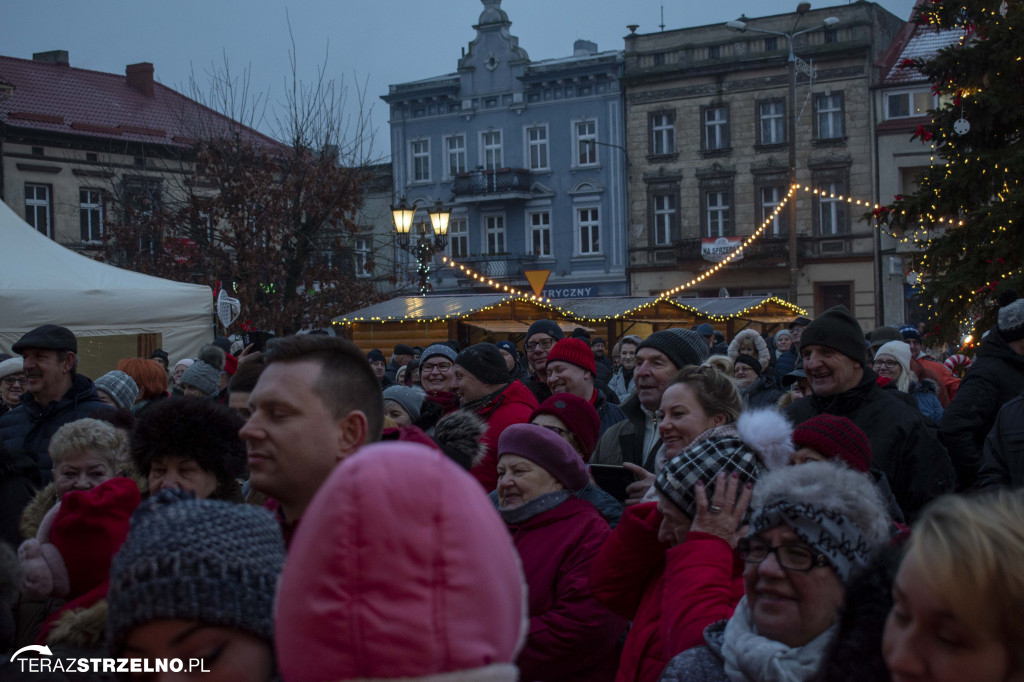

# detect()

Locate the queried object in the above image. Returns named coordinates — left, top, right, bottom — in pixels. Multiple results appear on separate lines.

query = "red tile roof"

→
left=0, top=54, right=285, bottom=150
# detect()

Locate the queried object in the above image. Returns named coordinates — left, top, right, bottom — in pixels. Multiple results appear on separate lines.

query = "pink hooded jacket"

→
left=275, top=441, right=527, bottom=682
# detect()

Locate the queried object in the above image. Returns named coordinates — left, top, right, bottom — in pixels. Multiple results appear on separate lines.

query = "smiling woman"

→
left=659, top=462, right=891, bottom=682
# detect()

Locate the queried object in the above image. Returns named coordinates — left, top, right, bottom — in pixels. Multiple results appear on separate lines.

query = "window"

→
left=411, top=139, right=430, bottom=182
left=445, top=135, right=466, bottom=178
left=574, top=120, right=597, bottom=166
left=529, top=211, right=551, bottom=257
left=704, top=191, right=731, bottom=237
left=817, top=181, right=848, bottom=235
left=652, top=193, right=677, bottom=246
left=577, top=207, right=600, bottom=254
left=885, top=91, right=933, bottom=119
left=485, top=214, right=505, bottom=254
left=760, top=186, right=787, bottom=236
left=354, top=238, right=372, bottom=278
left=482, top=130, right=503, bottom=170
left=527, top=125, right=549, bottom=170
left=815, top=93, right=844, bottom=139
left=758, top=100, right=786, bottom=146
left=815, top=282, right=853, bottom=314
left=703, top=106, right=729, bottom=151
left=651, top=111, right=675, bottom=156
left=823, top=28, right=838, bottom=44
left=764, top=37, right=778, bottom=51
left=449, top=216, right=469, bottom=258
left=25, top=184, right=52, bottom=238
left=79, top=188, right=104, bottom=242
left=707, top=45, right=721, bottom=59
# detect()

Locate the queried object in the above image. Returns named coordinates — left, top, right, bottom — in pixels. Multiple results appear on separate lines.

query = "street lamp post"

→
left=391, top=197, right=450, bottom=296
left=727, top=10, right=839, bottom=306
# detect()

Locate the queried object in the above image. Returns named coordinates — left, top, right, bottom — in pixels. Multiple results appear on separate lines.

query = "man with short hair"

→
left=522, top=319, right=564, bottom=403
left=240, top=335, right=384, bottom=545
left=785, top=306, right=954, bottom=519
left=366, top=349, right=392, bottom=389
left=546, top=338, right=626, bottom=435
left=453, top=343, right=538, bottom=491
left=591, top=328, right=710, bottom=472
left=591, top=336, right=611, bottom=370
left=0, top=324, right=111, bottom=483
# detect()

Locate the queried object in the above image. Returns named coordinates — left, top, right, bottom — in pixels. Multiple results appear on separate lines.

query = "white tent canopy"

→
left=0, top=200, right=213, bottom=368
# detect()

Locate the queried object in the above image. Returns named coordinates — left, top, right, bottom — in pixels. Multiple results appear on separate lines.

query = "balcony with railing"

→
left=452, top=252, right=540, bottom=281
left=452, top=168, right=533, bottom=203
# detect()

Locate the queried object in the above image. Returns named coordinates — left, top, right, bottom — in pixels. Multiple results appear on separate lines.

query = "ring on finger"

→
left=708, top=505, right=722, bottom=514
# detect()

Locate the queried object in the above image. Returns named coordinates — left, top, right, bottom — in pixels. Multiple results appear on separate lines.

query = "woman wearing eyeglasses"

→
left=0, top=357, right=26, bottom=417
left=659, top=461, right=891, bottom=682
left=495, top=423, right=627, bottom=681
left=417, top=343, right=461, bottom=414
left=872, top=340, right=944, bottom=422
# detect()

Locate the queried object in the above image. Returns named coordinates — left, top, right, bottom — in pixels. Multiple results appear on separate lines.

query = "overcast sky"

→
left=3, top=0, right=918, bottom=160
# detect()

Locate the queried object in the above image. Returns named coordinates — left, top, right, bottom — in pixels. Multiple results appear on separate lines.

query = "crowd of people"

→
left=0, top=293, right=1023, bottom=681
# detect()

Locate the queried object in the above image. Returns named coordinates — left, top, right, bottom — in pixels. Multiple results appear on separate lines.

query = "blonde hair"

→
left=703, top=355, right=734, bottom=377
left=49, top=418, right=127, bottom=470
left=670, top=365, right=742, bottom=424
left=907, top=490, right=1024, bottom=666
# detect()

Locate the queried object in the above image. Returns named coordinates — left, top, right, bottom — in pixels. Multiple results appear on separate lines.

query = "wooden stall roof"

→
left=334, top=294, right=805, bottom=327
left=673, top=296, right=806, bottom=324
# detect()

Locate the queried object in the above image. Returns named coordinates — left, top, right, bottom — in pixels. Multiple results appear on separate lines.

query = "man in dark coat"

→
left=784, top=306, right=954, bottom=521
left=940, top=294, right=1024, bottom=488
left=0, top=325, right=111, bottom=484
left=978, top=393, right=1024, bottom=488
left=591, top=328, right=710, bottom=472
left=522, top=320, right=564, bottom=403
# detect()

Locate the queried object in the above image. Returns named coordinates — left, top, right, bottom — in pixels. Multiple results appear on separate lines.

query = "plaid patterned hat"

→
left=655, top=426, right=767, bottom=522
left=94, top=370, right=140, bottom=410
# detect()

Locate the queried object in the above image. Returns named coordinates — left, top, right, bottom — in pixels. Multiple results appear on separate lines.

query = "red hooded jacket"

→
left=470, top=379, right=539, bottom=491
left=589, top=502, right=744, bottom=682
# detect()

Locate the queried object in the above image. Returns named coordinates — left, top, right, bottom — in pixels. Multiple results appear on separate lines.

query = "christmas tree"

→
left=873, top=0, right=1024, bottom=347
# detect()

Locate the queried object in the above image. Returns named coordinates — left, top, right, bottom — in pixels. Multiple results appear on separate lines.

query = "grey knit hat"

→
left=655, top=426, right=766, bottom=523
left=179, top=360, right=221, bottom=397
left=421, top=343, right=458, bottom=365
left=106, top=489, right=285, bottom=654
left=383, top=385, right=426, bottom=423
left=997, top=293, right=1024, bottom=343
left=94, top=370, right=140, bottom=410
left=638, top=328, right=710, bottom=370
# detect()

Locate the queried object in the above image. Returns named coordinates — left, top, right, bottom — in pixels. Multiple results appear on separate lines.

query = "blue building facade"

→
left=383, top=0, right=627, bottom=297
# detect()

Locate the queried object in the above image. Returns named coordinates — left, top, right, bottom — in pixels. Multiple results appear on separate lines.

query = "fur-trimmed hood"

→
left=432, top=409, right=487, bottom=471
left=728, top=329, right=771, bottom=371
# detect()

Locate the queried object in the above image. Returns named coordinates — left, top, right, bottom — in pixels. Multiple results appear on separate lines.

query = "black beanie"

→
left=735, top=354, right=762, bottom=376
left=455, top=344, right=510, bottom=386
left=637, top=328, right=710, bottom=370
left=799, top=306, right=867, bottom=365
left=526, top=319, right=564, bottom=342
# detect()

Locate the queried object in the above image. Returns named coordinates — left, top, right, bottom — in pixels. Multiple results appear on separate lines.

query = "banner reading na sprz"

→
left=701, top=236, right=744, bottom=263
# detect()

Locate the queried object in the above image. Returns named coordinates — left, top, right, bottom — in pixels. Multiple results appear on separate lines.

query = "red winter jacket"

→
left=507, top=496, right=626, bottom=682
left=470, top=380, right=539, bottom=491
left=589, top=502, right=744, bottom=682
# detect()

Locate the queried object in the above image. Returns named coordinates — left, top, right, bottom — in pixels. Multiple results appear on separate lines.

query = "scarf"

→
left=720, top=597, right=837, bottom=682
left=499, top=491, right=570, bottom=525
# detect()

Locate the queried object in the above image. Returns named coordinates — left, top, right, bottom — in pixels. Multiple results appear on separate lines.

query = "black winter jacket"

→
left=0, top=374, right=111, bottom=483
left=978, top=393, right=1024, bottom=489
left=785, top=368, right=955, bottom=521
left=939, top=327, right=1024, bottom=488
left=590, top=394, right=660, bottom=471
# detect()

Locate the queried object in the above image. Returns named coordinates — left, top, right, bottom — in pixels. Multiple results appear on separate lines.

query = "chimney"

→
left=573, top=40, right=598, bottom=56
left=126, top=62, right=154, bottom=97
left=33, top=50, right=69, bottom=65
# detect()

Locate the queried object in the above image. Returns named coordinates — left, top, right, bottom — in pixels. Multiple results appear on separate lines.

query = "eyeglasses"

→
left=525, top=338, right=556, bottom=353
left=736, top=537, right=830, bottom=572
left=872, top=359, right=901, bottom=370
left=1, top=376, right=26, bottom=386
left=421, top=361, right=452, bottom=374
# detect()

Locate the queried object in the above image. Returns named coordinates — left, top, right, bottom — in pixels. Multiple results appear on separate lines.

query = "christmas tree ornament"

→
left=953, top=117, right=971, bottom=135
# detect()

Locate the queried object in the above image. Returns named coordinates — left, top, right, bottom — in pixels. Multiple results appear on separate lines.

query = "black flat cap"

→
left=13, top=324, right=77, bottom=354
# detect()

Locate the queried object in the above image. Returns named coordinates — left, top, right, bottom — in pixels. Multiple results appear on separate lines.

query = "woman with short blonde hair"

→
left=884, top=489, right=1024, bottom=681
